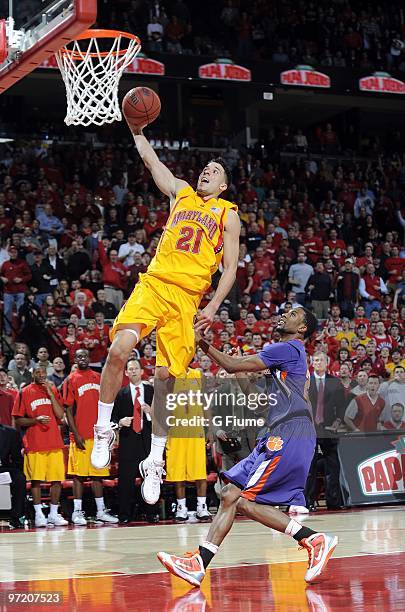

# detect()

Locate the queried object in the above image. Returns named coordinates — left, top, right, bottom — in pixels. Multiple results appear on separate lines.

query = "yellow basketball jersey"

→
left=146, top=185, right=238, bottom=295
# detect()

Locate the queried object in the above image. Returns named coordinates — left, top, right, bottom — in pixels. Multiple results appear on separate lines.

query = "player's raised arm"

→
left=132, top=129, right=188, bottom=201
left=196, top=332, right=266, bottom=373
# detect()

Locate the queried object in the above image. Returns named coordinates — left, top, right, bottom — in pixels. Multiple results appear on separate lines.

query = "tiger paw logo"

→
left=267, top=436, right=283, bottom=452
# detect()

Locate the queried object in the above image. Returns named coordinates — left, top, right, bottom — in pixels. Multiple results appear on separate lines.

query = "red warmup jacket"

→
left=98, top=242, right=128, bottom=290
left=0, top=259, right=32, bottom=293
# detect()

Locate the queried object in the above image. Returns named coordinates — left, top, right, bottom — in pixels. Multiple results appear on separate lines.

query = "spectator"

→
left=359, top=263, right=389, bottom=317
left=1, top=245, right=32, bottom=336
left=344, top=375, right=385, bottom=432
left=70, top=292, right=94, bottom=320
left=46, top=244, right=66, bottom=285
left=97, top=241, right=129, bottom=310
left=118, top=233, right=145, bottom=267
left=306, top=262, right=333, bottom=319
left=48, top=357, right=67, bottom=387
left=380, top=403, right=405, bottom=430
left=30, top=252, right=55, bottom=306
left=351, top=370, right=369, bottom=396
left=92, top=289, right=118, bottom=319
left=336, top=259, right=359, bottom=319
left=35, top=347, right=53, bottom=376
left=378, top=366, right=405, bottom=423
left=288, top=253, right=314, bottom=305
left=35, top=204, right=64, bottom=238
left=8, top=353, right=32, bottom=389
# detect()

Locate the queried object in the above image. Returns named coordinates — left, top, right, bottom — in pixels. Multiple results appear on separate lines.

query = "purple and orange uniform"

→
left=223, top=340, right=316, bottom=507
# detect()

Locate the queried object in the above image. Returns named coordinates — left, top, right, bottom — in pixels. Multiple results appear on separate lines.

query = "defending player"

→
left=158, top=307, right=338, bottom=585
left=91, top=127, right=240, bottom=507
left=63, top=349, right=118, bottom=525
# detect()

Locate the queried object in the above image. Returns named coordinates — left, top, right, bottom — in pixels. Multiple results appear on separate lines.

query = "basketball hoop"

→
left=56, top=29, right=141, bottom=126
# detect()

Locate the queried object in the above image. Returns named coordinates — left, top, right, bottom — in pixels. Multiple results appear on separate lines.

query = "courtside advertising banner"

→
left=338, top=433, right=405, bottom=506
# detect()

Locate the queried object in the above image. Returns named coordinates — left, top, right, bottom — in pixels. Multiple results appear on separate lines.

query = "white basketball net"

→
left=56, top=33, right=141, bottom=127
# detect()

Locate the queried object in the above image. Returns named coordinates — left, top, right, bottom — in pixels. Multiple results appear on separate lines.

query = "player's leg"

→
left=91, top=325, right=143, bottom=469
left=157, top=483, right=241, bottom=586
left=47, top=451, right=68, bottom=526
left=174, top=482, right=188, bottom=521
left=157, top=443, right=257, bottom=585
left=140, top=292, right=198, bottom=504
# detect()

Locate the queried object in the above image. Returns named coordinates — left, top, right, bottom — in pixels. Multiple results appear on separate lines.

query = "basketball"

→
left=122, top=87, right=161, bottom=131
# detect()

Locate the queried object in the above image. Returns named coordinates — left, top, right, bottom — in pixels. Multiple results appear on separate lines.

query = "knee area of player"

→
left=220, top=483, right=241, bottom=507
left=154, top=366, right=170, bottom=382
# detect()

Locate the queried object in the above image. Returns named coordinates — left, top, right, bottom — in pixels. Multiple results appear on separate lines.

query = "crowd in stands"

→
left=96, top=0, right=405, bottom=72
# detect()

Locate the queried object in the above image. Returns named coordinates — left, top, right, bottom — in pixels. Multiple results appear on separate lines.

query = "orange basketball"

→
left=122, top=86, right=161, bottom=131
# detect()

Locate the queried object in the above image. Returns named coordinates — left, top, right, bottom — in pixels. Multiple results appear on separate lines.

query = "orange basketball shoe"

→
left=299, top=533, right=338, bottom=583
left=157, top=550, right=205, bottom=587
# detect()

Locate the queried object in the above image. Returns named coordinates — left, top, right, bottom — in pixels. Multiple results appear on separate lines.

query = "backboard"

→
left=0, top=0, right=97, bottom=93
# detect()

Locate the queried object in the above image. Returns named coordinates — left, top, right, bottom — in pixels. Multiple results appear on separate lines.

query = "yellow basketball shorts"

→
left=111, top=274, right=201, bottom=378
left=24, top=449, right=65, bottom=482
left=165, top=437, right=207, bottom=482
left=68, top=438, right=110, bottom=477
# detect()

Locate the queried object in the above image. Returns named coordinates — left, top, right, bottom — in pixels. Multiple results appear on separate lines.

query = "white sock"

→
left=197, top=496, right=206, bottom=508
left=95, top=497, right=105, bottom=513
left=73, top=499, right=82, bottom=512
left=34, top=504, right=44, bottom=517
left=49, top=504, right=59, bottom=518
left=285, top=519, right=302, bottom=537
left=97, top=401, right=114, bottom=426
left=177, top=498, right=186, bottom=509
left=149, top=435, right=167, bottom=462
left=201, top=541, right=219, bottom=555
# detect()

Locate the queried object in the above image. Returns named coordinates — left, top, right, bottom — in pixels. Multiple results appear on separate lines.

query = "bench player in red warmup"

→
left=91, top=88, right=240, bottom=506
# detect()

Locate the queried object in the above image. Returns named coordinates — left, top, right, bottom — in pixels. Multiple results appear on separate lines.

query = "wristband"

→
left=198, top=338, right=210, bottom=353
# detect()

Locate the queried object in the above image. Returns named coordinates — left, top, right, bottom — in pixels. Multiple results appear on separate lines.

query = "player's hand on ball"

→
left=119, top=416, right=133, bottom=428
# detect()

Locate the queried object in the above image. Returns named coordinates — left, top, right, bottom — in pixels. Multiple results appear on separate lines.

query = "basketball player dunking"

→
left=158, top=307, right=338, bottom=585
left=91, top=127, right=240, bottom=506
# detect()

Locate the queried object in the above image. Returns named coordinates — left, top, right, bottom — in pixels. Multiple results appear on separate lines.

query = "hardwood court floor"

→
left=0, top=507, right=404, bottom=610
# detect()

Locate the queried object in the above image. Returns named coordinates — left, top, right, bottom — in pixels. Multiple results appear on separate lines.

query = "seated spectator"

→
left=380, top=403, right=405, bottom=430
left=70, top=292, right=95, bottom=320
left=98, top=240, right=129, bottom=311
left=8, top=353, right=32, bottom=389
left=93, top=289, right=118, bottom=319
left=35, top=203, right=64, bottom=238
left=0, top=424, right=26, bottom=528
left=344, top=375, right=385, bottom=432
left=69, top=280, right=94, bottom=307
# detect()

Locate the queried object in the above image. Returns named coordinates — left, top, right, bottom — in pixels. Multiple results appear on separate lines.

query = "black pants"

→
left=0, top=467, right=26, bottom=520
left=117, top=450, right=159, bottom=519
left=305, top=437, right=342, bottom=508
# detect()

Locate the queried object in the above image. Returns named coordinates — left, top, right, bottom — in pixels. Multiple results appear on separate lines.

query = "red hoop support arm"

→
left=0, top=0, right=97, bottom=93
